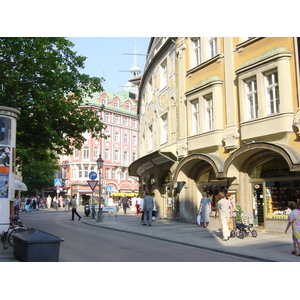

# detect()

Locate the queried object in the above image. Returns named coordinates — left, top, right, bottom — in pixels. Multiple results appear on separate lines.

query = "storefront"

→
left=250, top=158, right=300, bottom=229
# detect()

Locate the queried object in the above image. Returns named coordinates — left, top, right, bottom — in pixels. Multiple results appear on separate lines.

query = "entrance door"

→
left=252, top=184, right=264, bottom=226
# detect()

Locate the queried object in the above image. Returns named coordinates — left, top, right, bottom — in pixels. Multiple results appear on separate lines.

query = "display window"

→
left=251, top=158, right=300, bottom=221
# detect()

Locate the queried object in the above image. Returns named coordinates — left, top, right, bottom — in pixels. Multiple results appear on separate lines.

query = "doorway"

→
left=252, top=184, right=264, bottom=226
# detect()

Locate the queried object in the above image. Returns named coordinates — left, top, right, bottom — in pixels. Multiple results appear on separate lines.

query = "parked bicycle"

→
left=0, top=215, right=28, bottom=249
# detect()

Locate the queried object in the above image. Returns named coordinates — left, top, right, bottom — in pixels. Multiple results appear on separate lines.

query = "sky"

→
left=67, top=37, right=151, bottom=93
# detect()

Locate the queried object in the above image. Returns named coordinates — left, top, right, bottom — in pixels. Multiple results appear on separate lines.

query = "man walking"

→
left=121, top=195, right=129, bottom=214
left=215, top=192, right=232, bottom=241
left=142, top=192, right=154, bottom=226
left=70, top=195, right=81, bottom=221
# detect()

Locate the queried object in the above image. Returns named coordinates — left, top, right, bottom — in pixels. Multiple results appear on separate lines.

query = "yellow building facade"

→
left=129, top=37, right=300, bottom=231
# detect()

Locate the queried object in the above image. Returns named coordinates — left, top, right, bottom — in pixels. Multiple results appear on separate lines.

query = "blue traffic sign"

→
left=106, top=185, right=113, bottom=193
left=54, top=179, right=62, bottom=186
left=89, top=171, right=97, bottom=180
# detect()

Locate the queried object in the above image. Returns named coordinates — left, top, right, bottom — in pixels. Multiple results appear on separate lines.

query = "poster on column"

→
left=0, top=173, right=9, bottom=198
left=0, top=117, right=11, bottom=146
left=0, top=116, right=11, bottom=198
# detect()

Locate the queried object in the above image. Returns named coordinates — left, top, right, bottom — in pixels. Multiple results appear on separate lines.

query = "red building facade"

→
left=58, top=90, right=139, bottom=205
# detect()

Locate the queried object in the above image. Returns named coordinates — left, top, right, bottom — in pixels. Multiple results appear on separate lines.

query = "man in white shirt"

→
left=216, top=192, right=232, bottom=241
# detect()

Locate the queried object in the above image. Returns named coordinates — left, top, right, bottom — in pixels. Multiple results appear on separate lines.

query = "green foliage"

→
left=0, top=37, right=106, bottom=167
left=235, top=203, right=243, bottom=222
left=21, top=150, right=60, bottom=195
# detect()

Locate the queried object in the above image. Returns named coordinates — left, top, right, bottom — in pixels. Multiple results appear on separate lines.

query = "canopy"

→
left=112, top=193, right=138, bottom=197
left=15, top=180, right=28, bottom=191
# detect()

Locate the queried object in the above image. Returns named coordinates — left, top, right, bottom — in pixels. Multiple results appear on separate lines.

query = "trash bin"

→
left=13, top=228, right=64, bottom=262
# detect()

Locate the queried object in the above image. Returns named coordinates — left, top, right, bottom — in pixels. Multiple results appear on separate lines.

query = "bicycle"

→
left=0, top=216, right=28, bottom=249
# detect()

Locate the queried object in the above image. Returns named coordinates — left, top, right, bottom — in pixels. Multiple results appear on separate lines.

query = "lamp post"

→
left=96, top=154, right=104, bottom=222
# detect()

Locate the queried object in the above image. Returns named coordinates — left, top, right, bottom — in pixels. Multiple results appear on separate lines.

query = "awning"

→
left=111, top=193, right=138, bottom=197
left=15, top=180, right=28, bottom=191
left=128, top=150, right=177, bottom=177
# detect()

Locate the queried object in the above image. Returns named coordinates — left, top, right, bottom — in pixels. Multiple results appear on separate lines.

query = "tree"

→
left=0, top=37, right=106, bottom=167
left=21, top=151, right=60, bottom=195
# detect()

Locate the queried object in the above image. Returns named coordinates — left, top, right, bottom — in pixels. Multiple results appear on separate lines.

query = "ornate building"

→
left=129, top=37, right=300, bottom=231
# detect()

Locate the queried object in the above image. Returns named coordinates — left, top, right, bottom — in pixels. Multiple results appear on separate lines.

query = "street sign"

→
left=89, top=171, right=97, bottom=180
left=87, top=180, right=98, bottom=191
left=106, top=185, right=113, bottom=193
left=54, top=179, right=62, bottom=186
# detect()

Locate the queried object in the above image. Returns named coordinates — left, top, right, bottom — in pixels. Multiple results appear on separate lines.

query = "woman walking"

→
left=199, top=192, right=211, bottom=228
left=285, top=201, right=300, bottom=256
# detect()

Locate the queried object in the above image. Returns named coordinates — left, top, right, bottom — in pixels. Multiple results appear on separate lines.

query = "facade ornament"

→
left=222, top=125, right=240, bottom=150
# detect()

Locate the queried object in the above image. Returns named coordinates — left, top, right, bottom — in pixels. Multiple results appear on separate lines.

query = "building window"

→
left=83, top=146, right=89, bottom=160
left=114, top=99, right=119, bottom=107
left=74, top=149, right=79, bottom=159
left=93, top=146, right=99, bottom=159
left=105, top=168, right=110, bottom=179
left=204, top=94, right=213, bottom=131
left=84, top=166, right=89, bottom=178
left=105, top=129, right=110, bottom=141
left=124, top=133, right=128, bottom=144
left=265, top=70, right=279, bottom=115
left=114, top=150, right=119, bottom=161
left=192, top=38, right=201, bottom=66
left=114, top=132, right=120, bottom=143
left=132, top=152, right=137, bottom=161
left=125, top=102, right=131, bottom=110
left=160, top=60, right=167, bottom=89
left=245, top=78, right=258, bottom=119
left=102, top=96, right=108, bottom=105
left=105, top=148, right=110, bottom=160
left=132, top=135, right=137, bottom=145
left=112, top=168, right=116, bottom=179
left=124, top=117, right=128, bottom=126
left=114, top=114, right=120, bottom=124
left=132, top=119, right=136, bottom=128
left=208, top=37, right=217, bottom=58
left=78, top=166, right=82, bottom=178
left=191, top=100, right=199, bottom=134
left=105, top=112, right=110, bottom=122
left=124, top=151, right=128, bottom=164
left=161, top=114, right=168, bottom=144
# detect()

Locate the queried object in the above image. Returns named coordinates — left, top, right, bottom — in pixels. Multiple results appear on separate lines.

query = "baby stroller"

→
left=230, top=212, right=257, bottom=239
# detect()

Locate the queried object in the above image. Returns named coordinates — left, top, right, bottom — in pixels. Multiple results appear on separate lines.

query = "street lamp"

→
left=96, top=154, right=104, bottom=222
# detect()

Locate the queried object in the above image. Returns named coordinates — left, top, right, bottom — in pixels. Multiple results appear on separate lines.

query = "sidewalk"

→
left=1, top=207, right=298, bottom=262
left=80, top=208, right=298, bottom=262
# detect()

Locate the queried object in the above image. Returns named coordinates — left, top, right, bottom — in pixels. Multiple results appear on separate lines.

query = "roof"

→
left=81, top=91, right=138, bottom=116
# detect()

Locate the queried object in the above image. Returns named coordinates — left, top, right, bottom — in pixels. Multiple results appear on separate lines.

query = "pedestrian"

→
left=136, top=194, right=142, bottom=215
left=140, top=196, right=144, bottom=222
left=64, top=196, right=70, bottom=211
left=151, top=193, right=157, bottom=221
left=142, top=192, right=154, bottom=226
left=36, top=195, right=41, bottom=210
left=46, top=195, right=52, bottom=210
left=285, top=201, right=300, bottom=256
left=121, top=195, right=129, bottom=214
left=70, top=195, right=81, bottom=221
left=215, top=192, right=232, bottom=241
left=25, top=198, right=31, bottom=213
left=226, top=193, right=237, bottom=231
left=31, top=197, right=37, bottom=210
left=199, top=192, right=211, bottom=228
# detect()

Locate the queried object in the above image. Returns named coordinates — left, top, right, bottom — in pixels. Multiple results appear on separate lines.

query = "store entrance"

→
left=252, top=184, right=264, bottom=226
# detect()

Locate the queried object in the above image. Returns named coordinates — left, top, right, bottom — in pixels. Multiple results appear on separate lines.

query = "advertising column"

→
left=0, top=106, right=20, bottom=232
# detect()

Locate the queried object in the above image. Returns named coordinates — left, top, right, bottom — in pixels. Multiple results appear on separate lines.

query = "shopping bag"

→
left=197, top=215, right=201, bottom=225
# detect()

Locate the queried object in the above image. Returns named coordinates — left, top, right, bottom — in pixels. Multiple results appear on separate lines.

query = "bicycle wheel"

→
left=7, top=228, right=27, bottom=247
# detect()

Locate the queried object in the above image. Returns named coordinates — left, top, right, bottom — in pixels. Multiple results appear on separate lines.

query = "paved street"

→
left=10, top=209, right=256, bottom=262
left=1, top=206, right=299, bottom=262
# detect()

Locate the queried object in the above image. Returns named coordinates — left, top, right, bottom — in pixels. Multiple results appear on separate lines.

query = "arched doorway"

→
left=224, top=142, right=300, bottom=228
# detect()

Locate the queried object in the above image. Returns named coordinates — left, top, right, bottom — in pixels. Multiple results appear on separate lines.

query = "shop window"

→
left=251, top=158, right=300, bottom=219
